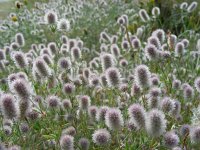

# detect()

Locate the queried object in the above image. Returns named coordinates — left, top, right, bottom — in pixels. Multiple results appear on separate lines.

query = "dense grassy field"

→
left=0, top=0, right=13, bottom=20
left=0, top=0, right=200, bottom=150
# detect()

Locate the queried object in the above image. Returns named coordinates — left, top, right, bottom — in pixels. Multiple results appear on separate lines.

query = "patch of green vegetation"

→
left=0, top=1, right=14, bottom=20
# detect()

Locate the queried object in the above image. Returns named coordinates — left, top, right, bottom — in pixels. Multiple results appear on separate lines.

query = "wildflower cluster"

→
left=0, top=0, right=200, bottom=149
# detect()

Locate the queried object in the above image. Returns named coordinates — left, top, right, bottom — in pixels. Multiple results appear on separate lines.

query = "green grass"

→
left=0, top=0, right=14, bottom=20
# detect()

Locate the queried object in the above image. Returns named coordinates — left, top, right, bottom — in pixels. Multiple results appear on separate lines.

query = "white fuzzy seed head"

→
left=128, top=103, right=146, bottom=128
left=187, top=2, right=198, bottom=13
left=105, top=67, right=121, bottom=87
left=146, top=109, right=166, bottom=137
left=44, top=10, right=58, bottom=24
left=152, top=7, right=160, bottom=17
left=139, top=9, right=150, bottom=22
left=57, top=19, right=70, bottom=31
left=164, top=132, right=180, bottom=148
left=92, top=129, right=111, bottom=146
left=60, top=135, right=74, bottom=150
left=105, top=108, right=124, bottom=130
left=134, top=65, right=151, bottom=89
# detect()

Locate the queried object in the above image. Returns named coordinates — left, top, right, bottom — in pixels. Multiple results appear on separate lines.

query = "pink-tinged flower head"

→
left=3, top=119, right=13, bottom=127
left=60, top=135, right=74, bottom=150
left=117, top=16, right=125, bottom=25
left=42, top=54, right=53, bottom=65
left=126, top=119, right=138, bottom=131
left=175, top=42, right=185, bottom=57
left=33, top=58, right=51, bottom=78
left=62, top=126, right=76, bottom=136
left=110, top=44, right=120, bottom=58
left=132, top=38, right=141, bottom=49
left=4, top=46, right=11, bottom=55
left=179, top=124, right=190, bottom=137
left=152, top=7, right=160, bottom=17
left=20, top=122, right=29, bottom=133
left=44, top=10, right=58, bottom=24
left=83, top=68, right=90, bottom=79
left=40, top=48, right=52, bottom=57
left=172, top=79, right=181, bottom=89
left=10, top=42, right=19, bottom=50
left=181, top=39, right=189, bottom=48
left=58, top=57, right=71, bottom=70
left=31, top=44, right=38, bottom=52
left=149, top=87, right=161, bottom=97
left=17, top=72, right=28, bottom=81
left=147, top=36, right=161, bottom=49
left=119, top=59, right=128, bottom=67
left=7, top=73, right=18, bottom=86
left=12, top=51, right=28, bottom=68
left=79, top=138, right=90, bottom=150
left=88, top=106, right=98, bottom=120
left=131, top=84, right=141, bottom=97
left=27, top=110, right=39, bottom=120
left=190, top=126, right=200, bottom=144
left=78, top=95, right=91, bottom=110
left=92, top=129, right=111, bottom=146
left=100, top=53, right=115, bottom=71
left=105, top=108, right=124, bottom=130
left=100, top=74, right=107, bottom=87
left=57, top=18, right=70, bottom=31
left=146, top=109, right=166, bottom=137
left=15, top=33, right=25, bottom=47
left=121, top=40, right=130, bottom=50
left=148, top=96, right=160, bottom=109
left=96, top=106, right=109, bottom=121
left=68, top=39, right=76, bottom=50
left=121, top=14, right=129, bottom=25
left=63, top=83, right=75, bottom=95
left=71, top=47, right=81, bottom=61
left=145, top=44, right=159, bottom=60
left=48, top=42, right=58, bottom=55
left=3, top=125, right=12, bottom=135
left=77, top=40, right=84, bottom=49
left=128, top=103, right=146, bottom=128
left=180, top=2, right=188, bottom=9
left=164, top=132, right=180, bottom=148
left=100, top=31, right=110, bottom=42
left=0, top=93, right=18, bottom=119
left=111, top=35, right=118, bottom=44
left=183, top=85, right=194, bottom=100
left=105, top=67, right=121, bottom=87
left=139, top=9, right=150, bottom=22
left=62, top=99, right=72, bottom=110
left=47, top=95, right=60, bottom=108
left=161, top=97, right=175, bottom=113
left=11, top=79, right=31, bottom=99
left=187, top=2, right=198, bottom=13
left=134, top=65, right=151, bottom=88
left=89, top=75, right=100, bottom=87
